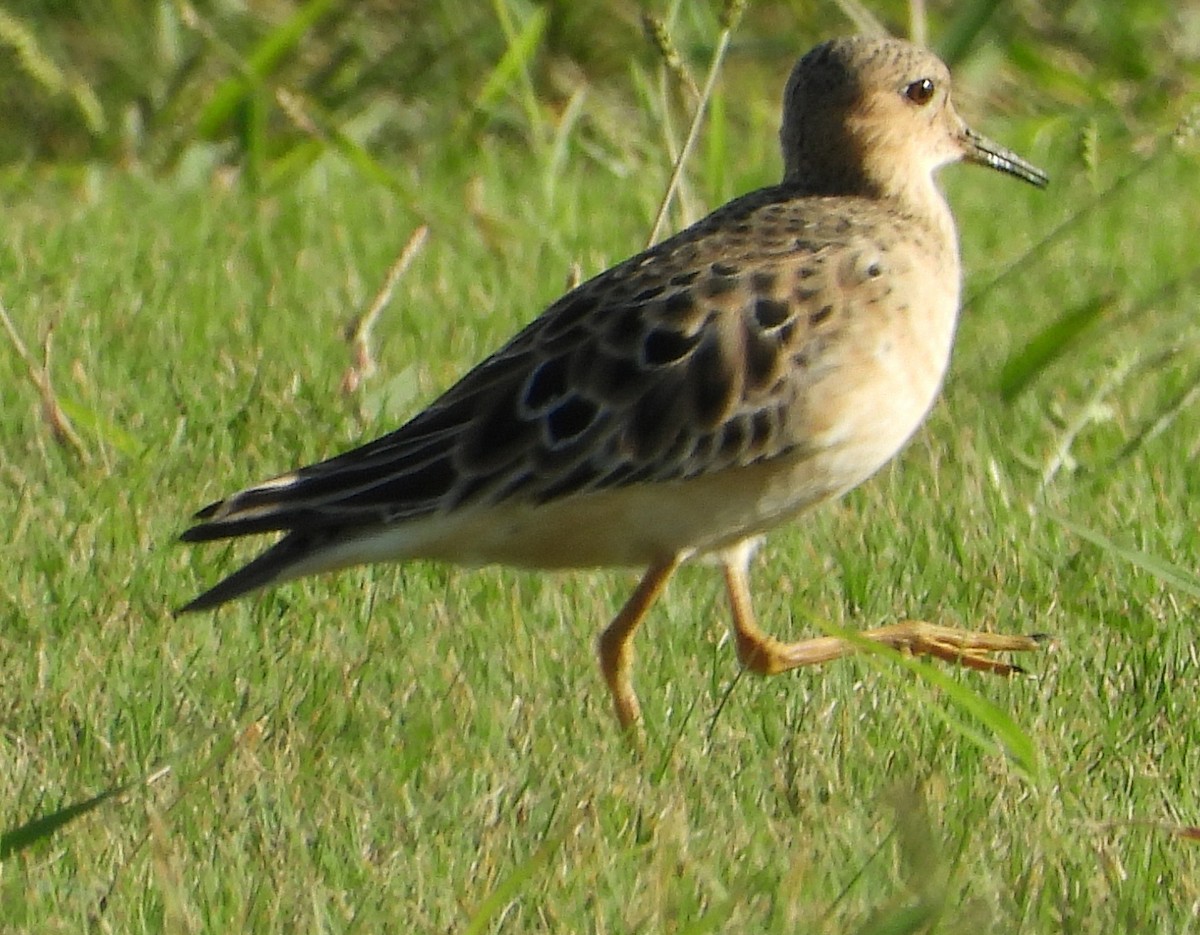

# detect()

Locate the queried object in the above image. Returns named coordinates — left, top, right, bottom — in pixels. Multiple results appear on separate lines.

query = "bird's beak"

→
left=962, top=126, right=1048, bottom=188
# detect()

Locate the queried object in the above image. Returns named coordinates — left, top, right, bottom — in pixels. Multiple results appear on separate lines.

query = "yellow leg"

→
left=723, top=554, right=1045, bottom=677
left=597, top=557, right=681, bottom=729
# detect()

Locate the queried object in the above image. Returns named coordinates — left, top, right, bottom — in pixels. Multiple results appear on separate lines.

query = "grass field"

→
left=4, top=4, right=1200, bottom=932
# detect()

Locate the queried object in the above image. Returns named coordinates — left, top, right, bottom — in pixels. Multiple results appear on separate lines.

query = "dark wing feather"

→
left=183, top=186, right=866, bottom=542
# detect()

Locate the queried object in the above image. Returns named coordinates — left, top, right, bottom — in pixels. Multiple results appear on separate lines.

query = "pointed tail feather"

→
left=177, top=532, right=318, bottom=614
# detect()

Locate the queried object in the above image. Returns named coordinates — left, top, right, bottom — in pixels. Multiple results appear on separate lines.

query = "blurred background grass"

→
left=2, top=0, right=1196, bottom=172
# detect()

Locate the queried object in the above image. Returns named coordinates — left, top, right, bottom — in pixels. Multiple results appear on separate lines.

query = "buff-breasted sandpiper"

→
left=180, top=36, right=1049, bottom=728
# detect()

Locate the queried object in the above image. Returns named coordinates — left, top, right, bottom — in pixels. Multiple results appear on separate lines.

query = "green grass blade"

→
left=56, top=396, right=145, bottom=457
left=854, top=903, right=940, bottom=935
left=320, top=123, right=414, bottom=199
left=676, top=898, right=738, bottom=934
left=268, top=90, right=416, bottom=198
left=461, top=813, right=573, bottom=935
left=703, top=86, right=728, bottom=202
left=999, top=293, right=1113, bottom=401
left=1050, top=512, right=1200, bottom=600
left=966, top=138, right=1173, bottom=309
left=241, top=0, right=343, bottom=78
left=897, top=656, right=1039, bottom=778
left=261, top=138, right=324, bottom=188
left=469, top=6, right=548, bottom=123
left=1, top=725, right=245, bottom=861
left=936, top=0, right=1003, bottom=66
left=819, top=623, right=1040, bottom=779
left=1, top=785, right=127, bottom=859
left=1112, top=366, right=1200, bottom=464
left=195, top=0, right=343, bottom=139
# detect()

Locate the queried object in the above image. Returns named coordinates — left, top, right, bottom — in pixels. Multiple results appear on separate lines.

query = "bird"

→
left=179, top=35, right=1049, bottom=729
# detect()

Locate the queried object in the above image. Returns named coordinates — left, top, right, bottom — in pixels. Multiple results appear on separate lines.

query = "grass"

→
left=4, top=5, right=1200, bottom=933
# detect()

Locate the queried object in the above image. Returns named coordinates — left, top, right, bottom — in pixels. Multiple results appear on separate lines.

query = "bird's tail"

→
left=176, top=531, right=322, bottom=614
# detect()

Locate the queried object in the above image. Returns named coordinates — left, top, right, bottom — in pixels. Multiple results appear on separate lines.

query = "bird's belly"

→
left=393, top=439, right=905, bottom=571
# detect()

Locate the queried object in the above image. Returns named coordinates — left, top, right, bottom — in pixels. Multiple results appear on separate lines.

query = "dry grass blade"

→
left=1038, top=355, right=1133, bottom=488
left=274, top=88, right=415, bottom=198
left=0, top=300, right=89, bottom=462
left=832, top=0, right=889, bottom=37
left=644, top=3, right=745, bottom=247
left=564, top=260, right=583, bottom=291
left=341, top=225, right=430, bottom=398
left=908, top=0, right=928, bottom=47
left=1087, top=818, right=1200, bottom=842
left=641, top=12, right=699, bottom=103
left=0, top=8, right=105, bottom=136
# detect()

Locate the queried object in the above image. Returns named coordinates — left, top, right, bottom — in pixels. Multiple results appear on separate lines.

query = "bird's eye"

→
left=904, top=77, right=936, bottom=105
